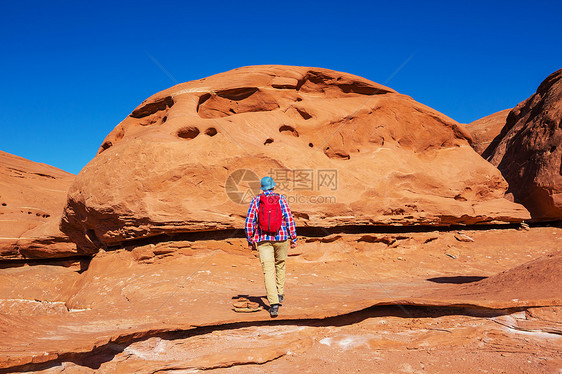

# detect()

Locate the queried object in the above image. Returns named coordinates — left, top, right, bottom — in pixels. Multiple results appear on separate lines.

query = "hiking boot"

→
left=269, top=304, right=279, bottom=318
left=278, top=294, right=284, bottom=305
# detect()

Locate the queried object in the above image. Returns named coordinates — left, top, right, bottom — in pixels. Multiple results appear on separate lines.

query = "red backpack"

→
left=258, top=193, right=282, bottom=234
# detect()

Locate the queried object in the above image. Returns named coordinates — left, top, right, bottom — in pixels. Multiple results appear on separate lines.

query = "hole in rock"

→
left=197, top=88, right=279, bottom=119
left=100, top=141, right=112, bottom=152
left=86, top=229, right=103, bottom=248
left=296, top=108, right=312, bottom=120
left=205, top=127, right=218, bottom=136
left=339, top=82, right=388, bottom=95
left=264, top=138, right=274, bottom=145
left=43, top=214, right=50, bottom=218
left=27, top=211, right=32, bottom=214
left=217, top=87, right=259, bottom=101
left=1, top=203, right=6, bottom=206
left=297, top=71, right=391, bottom=96
left=197, top=93, right=211, bottom=110
left=324, top=146, right=350, bottom=160
left=309, top=143, right=314, bottom=148
left=33, top=172, right=55, bottom=179
left=177, top=127, right=200, bottom=140
left=162, top=116, right=167, bottom=123
left=279, top=125, right=299, bottom=137
left=130, top=96, right=174, bottom=118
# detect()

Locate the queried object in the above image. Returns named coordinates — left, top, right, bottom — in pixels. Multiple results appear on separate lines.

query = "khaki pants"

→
left=257, top=240, right=289, bottom=305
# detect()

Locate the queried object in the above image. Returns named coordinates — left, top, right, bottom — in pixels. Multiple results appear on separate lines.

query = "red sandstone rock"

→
left=483, top=69, right=562, bottom=220
left=424, top=249, right=562, bottom=307
left=0, top=226, right=560, bottom=371
left=60, top=65, right=529, bottom=252
left=0, top=66, right=560, bottom=374
left=0, top=151, right=79, bottom=259
left=465, top=108, right=511, bottom=154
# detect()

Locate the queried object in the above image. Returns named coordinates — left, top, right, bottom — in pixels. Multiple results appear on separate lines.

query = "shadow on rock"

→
left=427, top=276, right=487, bottom=284
left=233, top=294, right=269, bottom=309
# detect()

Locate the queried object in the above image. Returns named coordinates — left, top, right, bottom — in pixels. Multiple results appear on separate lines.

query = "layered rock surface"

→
left=0, top=226, right=560, bottom=372
left=0, top=151, right=78, bottom=259
left=466, top=108, right=511, bottom=154
left=61, top=65, right=529, bottom=252
left=483, top=69, right=562, bottom=220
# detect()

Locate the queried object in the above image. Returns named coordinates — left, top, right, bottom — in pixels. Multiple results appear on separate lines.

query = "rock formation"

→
left=1, top=227, right=560, bottom=372
left=0, top=151, right=78, bottom=259
left=0, top=66, right=560, bottom=373
left=466, top=108, right=511, bottom=154
left=61, top=65, right=529, bottom=252
left=483, top=69, right=562, bottom=220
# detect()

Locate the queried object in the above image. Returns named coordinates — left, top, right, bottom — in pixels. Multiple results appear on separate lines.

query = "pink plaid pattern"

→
left=245, top=190, right=297, bottom=244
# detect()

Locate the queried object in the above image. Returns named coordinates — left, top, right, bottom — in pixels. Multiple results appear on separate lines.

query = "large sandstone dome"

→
left=61, top=65, right=529, bottom=251
left=483, top=68, right=562, bottom=220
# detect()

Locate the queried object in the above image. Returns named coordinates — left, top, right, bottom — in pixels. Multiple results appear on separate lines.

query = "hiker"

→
left=245, top=176, right=297, bottom=318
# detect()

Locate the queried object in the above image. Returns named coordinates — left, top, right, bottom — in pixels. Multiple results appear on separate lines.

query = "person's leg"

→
left=257, top=241, right=280, bottom=305
left=273, top=240, right=289, bottom=297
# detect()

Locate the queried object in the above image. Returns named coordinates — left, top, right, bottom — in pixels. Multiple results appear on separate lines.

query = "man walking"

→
left=245, top=176, right=297, bottom=317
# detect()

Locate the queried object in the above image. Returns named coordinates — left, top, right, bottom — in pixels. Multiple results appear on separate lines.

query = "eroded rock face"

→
left=483, top=69, right=562, bottom=220
left=61, top=65, right=529, bottom=251
left=466, top=109, right=511, bottom=154
left=0, top=151, right=79, bottom=259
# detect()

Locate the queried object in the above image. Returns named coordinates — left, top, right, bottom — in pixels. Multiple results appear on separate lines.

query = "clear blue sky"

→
left=1, top=0, right=560, bottom=174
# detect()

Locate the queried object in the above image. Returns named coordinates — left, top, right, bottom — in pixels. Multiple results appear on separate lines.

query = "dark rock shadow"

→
left=427, top=276, right=487, bottom=284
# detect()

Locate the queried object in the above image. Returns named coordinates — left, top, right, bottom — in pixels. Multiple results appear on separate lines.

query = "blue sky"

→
left=1, top=0, right=561, bottom=174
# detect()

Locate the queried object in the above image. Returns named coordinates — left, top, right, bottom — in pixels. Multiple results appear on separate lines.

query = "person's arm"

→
left=279, top=195, right=297, bottom=245
left=245, top=197, right=258, bottom=249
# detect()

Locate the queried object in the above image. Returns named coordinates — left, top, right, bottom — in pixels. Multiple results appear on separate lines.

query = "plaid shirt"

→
left=245, top=190, right=297, bottom=244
